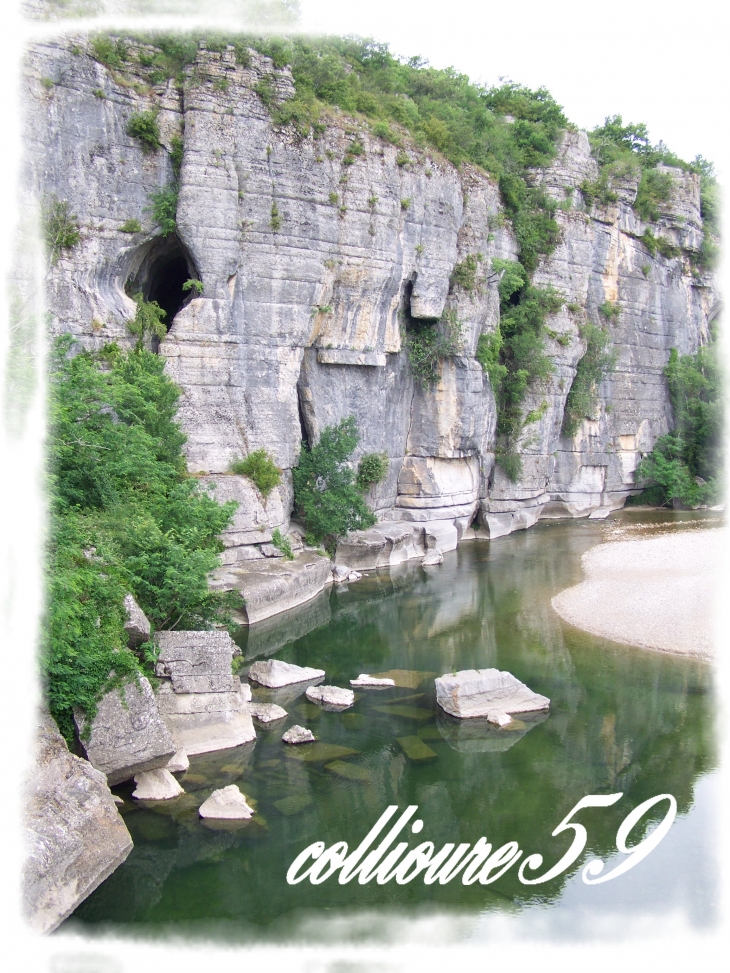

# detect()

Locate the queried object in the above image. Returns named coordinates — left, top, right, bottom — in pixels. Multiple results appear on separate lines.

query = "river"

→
left=65, top=510, right=718, bottom=943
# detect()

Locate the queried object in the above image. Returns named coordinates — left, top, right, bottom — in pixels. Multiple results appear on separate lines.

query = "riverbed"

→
left=64, top=510, right=720, bottom=943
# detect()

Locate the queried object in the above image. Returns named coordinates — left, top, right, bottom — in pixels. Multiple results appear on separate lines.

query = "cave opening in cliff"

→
left=125, top=234, right=199, bottom=344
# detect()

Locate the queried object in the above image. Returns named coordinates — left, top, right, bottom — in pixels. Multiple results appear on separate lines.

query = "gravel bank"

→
left=551, top=528, right=723, bottom=660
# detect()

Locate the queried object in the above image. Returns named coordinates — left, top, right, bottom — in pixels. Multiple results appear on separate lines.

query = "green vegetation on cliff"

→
left=45, top=337, right=239, bottom=742
left=292, top=416, right=376, bottom=549
left=633, top=343, right=723, bottom=507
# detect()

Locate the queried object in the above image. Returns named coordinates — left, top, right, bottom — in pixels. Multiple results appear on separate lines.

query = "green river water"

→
left=66, top=511, right=719, bottom=943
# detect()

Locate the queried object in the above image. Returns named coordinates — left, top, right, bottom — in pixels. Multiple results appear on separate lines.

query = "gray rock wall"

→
left=24, top=38, right=718, bottom=555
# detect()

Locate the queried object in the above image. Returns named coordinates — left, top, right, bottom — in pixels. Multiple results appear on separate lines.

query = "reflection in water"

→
left=67, top=512, right=718, bottom=942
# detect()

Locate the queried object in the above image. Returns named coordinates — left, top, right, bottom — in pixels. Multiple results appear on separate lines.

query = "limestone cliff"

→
left=24, top=37, right=719, bottom=569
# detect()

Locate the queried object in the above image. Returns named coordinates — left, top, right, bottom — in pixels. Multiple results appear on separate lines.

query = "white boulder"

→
left=249, top=702, right=288, bottom=723
left=435, top=668, right=550, bottom=720
left=305, top=685, right=355, bottom=709
left=422, top=550, right=444, bottom=566
left=282, top=725, right=316, bottom=744
left=349, top=674, right=396, bottom=688
left=248, top=659, right=325, bottom=688
left=165, top=749, right=190, bottom=773
left=132, top=769, right=185, bottom=800
left=198, top=785, right=254, bottom=820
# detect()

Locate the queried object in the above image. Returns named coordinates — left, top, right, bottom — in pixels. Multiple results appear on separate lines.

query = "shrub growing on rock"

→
left=231, top=449, right=281, bottom=498
left=126, top=109, right=162, bottom=152
left=292, top=416, right=376, bottom=548
left=356, top=452, right=389, bottom=490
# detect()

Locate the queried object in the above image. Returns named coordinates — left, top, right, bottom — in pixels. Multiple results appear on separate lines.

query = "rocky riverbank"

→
left=551, top=527, right=722, bottom=659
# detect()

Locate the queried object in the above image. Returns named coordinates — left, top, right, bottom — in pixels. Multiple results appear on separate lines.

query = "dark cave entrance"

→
left=125, top=234, right=199, bottom=346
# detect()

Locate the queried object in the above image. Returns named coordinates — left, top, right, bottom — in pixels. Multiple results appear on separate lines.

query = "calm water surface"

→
left=67, top=511, right=719, bottom=943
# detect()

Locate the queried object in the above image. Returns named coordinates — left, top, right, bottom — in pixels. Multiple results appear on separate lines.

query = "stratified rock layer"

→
left=23, top=711, right=133, bottom=934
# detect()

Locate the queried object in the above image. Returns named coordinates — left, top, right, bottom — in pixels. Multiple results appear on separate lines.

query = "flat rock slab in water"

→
left=396, top=736, right=438, bottom=762
left=435, top=668, right=550, bottom=719
left=132, top=769, right=185, bottom=801
left=284, top=742, right=359, bottom=763
left=374, top=704, right=434, bottom=721
left=282, top=725, right=316, bottom=744
left=305, top=685, right=355, bottom=710
left=248, top=659, right=326, bottom=688
left=325, top=760, right=372, bottom=782
left=198, top=784, right=254, bottom=819
left=274, top=792, right=314, bottom=816
left=249, top=702, right=288, bottom=723
left=349, top=674, right=396, bottom=688
left=371, top=670, right=436, bottom=689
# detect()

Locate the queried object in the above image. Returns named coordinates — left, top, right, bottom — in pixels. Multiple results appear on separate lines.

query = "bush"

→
left=450, top=254, right=480, bottom=293
left=149, top=185, right=178, bottom=236
left=292, top=416, right=376, bottom=548
left=119, top=218, right=142, bottom=233
left=634, top=345, right=722, bottom=505
left=270, top=201, right=282, bottom=231
left=356, top=453, right=389, bottom=489
left=230, top=449, right=282, bottom=498
left=128, top=295, right=167, bottom=340
left=271, top=527, right=294, bottom=560
left=43, top=197, right=80, bottom=262
left=90, top=35, right=128, bottom=70
left=562, top=323, right=616, bottom=436
left=182, top=278, right=204, bottom=295
left=598, top=301, right=621, bottom=321
left=126, top=110, right=162, bottom=152
left=634, top=168, right=674, bottom=222
left=45, top=337, right=239, bottom=741
left=404, top=309, right=463, bottom=387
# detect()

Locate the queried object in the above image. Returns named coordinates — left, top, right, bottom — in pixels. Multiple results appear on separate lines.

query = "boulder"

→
left=349, top=674, right=396, bottom=688
left=165, top=749, right=190, bottom=773
left=123, top=593, right=151, bottom=648
left=74, top=676, right=176, bottom=785
left=435, top=669, right=550, bottom=720
left=333, top=564, right=351, bottom=583
left=132, top=769, right=185, bottom=800
left=154, top=630, right=240, bottom=694
left=422, top=549, right=444, bottom=566
left=348, top=571, right=363, bottom=581
left=249, top=702, right=288, bottom=723
left=282, top=725, right=316, bottom=744
left=198, top=785, right=254, bottom=820
left=248, top=659, right=325, bottom=688
left=305, top=685, right=355, bottom=710
left=22, top=711, right=133, bottom=934
left=155, top=681, right=256, bottom=756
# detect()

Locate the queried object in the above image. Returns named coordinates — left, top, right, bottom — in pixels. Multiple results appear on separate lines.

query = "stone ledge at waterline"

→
left=74, top=676, right=176, bottom=786
left=215, top=551, right=334, bottom=624
left=23, top=711, right=133, bottom=935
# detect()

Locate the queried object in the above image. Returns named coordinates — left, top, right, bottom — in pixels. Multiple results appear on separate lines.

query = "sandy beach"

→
left=551, top=528, right=724, bottom=660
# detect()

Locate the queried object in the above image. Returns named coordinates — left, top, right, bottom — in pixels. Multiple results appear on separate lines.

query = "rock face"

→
left=154, top=630, right=240, bottom=693
left=435, top=669, right=550, bottom=720
left=23, top=38, right=718, bottom=585
left=22, top=711, right=133, bottom=934
left=198, top=785, right=254, bottom=820
left=74, top=676, right=176, bottom=785
left=248, top=659, right=325, bottom=688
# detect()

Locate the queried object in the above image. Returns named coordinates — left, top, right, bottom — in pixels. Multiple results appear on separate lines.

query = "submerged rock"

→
left=132, top=769, right=185, bottom=800
left=436, top=710, right=549, bottom=753
left=248, top=659, right=326, bottom=688
left=165, top=749, right=190, bottom=773
left=305, top=685, right=355, bottom=710
left=198, top=785, right=254, bottom=820
left=282, top=724, right=316, bottom=744
left=249, top=702, right=288, bottom=723
left=421, top=549, right=444, bottom=566
left=349, top=674, right=396, bottom=688
left=435, top=668, right=550, bottom=720
left=23, top=711, right=133, bottom=934
left=74, top=676, right=176, bottom=786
